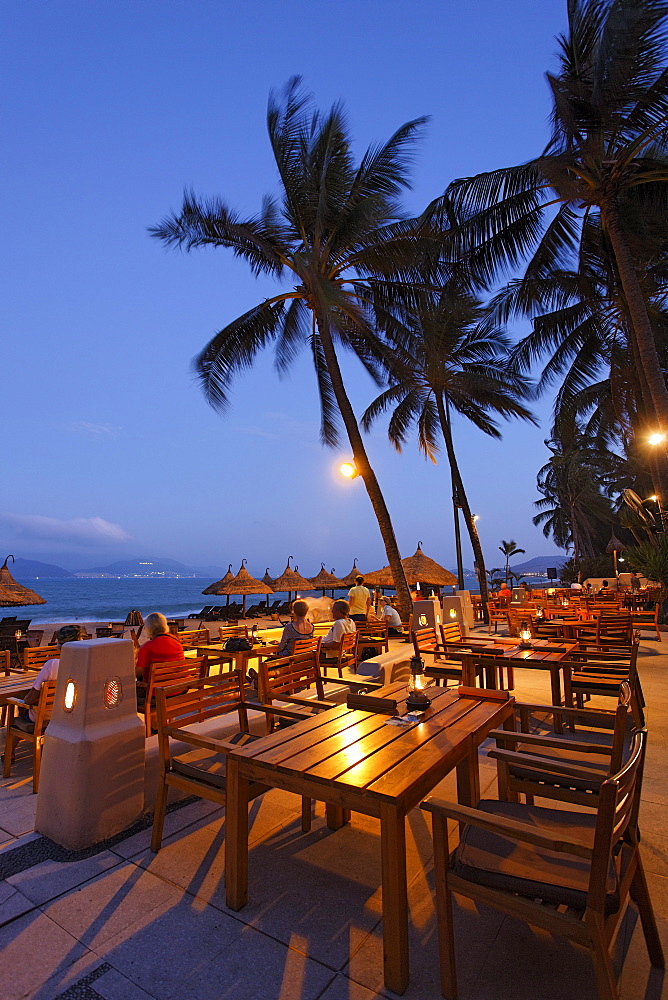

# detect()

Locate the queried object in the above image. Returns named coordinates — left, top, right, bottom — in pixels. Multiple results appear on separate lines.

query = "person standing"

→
left=348, top=575, right=371, bottom=622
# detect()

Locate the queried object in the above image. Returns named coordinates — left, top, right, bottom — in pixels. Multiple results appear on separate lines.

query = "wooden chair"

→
left=412, top=627, right=485, bottom=687
left=564, top=640, right=641, bottom=716
left=486, top=602, right=508, bottom=634
left=218, top=624, right=249, bottom=643
left=421, top=730, right=663, bottom=1000
left=292, top=636, right=322, bottom=655
left=488, top=682, right=637, bottom=808
left=356, top=622, right=390, bottom=656
left=320, top=628, right=358, bottom=678
left=256, top=649, right=333, bottom=734
left=3, top=679, right=58, bottom=792
left=140, top=656, right=208, bottom=737
left=631, top=603, right=661, bottom=641
left=23, top=644, right=60, bottom=672
left=1, top=650, right=9, bottom=676
left=150, top=671, right=303, bottom=851
left=176, top=628, right=210, bottom=647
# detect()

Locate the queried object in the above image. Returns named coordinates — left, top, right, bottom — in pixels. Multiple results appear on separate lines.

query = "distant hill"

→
left=11, top=558, right=74, bottom=579
left=511, top=555, right=566, bottom=574
left=76, top=557, right=199, bottom=578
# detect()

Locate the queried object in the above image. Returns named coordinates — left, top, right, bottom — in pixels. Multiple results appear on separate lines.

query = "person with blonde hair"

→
left=320, top=599, right=356, bottom=661
left=275, top=599, right=314, bottom=655
left=135, top=612, right=183, bottom=685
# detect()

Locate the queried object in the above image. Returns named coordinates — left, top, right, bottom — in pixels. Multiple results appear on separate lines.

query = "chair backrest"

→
left=258, top=649, right=325, bottom=704
left=292, top=636, right=321, bottom=655
left=34, top=678, right=58, bottom=735
left=218, top=625, right=249, bottom=642
left=339, top=629, right=358, bottom=658
left=1, top=649, right=9, bottom=675
left=588, top=729, right=646, bottom=914
left=596, top=614, right=634, bottom=644
left=144, top=656, right=208, bottom=736
left=440, top=621, right=463, bottom=644
left=412, top=627, right=440, bottom=656
left=154, top=671, right=249, bottom=759
left=486, top=602, right=508, bottom=622
left=23, top=644, right=60, bottom=671
left=178, top=628, right=210, bottom=647
left=506, top=611, right=534, bottom=638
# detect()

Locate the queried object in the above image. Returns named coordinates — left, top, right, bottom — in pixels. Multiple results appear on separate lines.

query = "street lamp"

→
left=648, top=432, right=667, bottom=447
left=339, top=462, right=358, bottom=479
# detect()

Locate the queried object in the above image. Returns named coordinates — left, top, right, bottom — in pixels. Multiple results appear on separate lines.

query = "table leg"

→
left=225, top=757, right=249, bottom=910
left=550, top=666, right=564, bottom=734
left=325, top=803, right=349, bottom=829
left=379, top=802, right=409, bottom=994
left=456, top=740, right=481, bottom=809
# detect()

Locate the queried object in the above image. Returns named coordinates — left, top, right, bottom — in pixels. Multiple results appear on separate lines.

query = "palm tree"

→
left=150, top=79, right=440, bottom=618
left=360, top=284, right=535, bottom=614
left=429, top=0, right=668, bottom=464
left=498, top=539, right=526, bottom=584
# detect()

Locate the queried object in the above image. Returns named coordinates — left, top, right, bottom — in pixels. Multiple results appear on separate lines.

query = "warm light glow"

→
left=472, top=514, right=480, bottom=522
left=648, top=495, right=659, bottom=502
left=520, top=628, right=532, bottom=643
left=64, top=680, right=76, bottom=712
left=648, top=433, right=667, bottom=447
left=339, top=462, right=357, bottom=478
left=449, top=608, right=457, bottom=619
left=418, top=614, right=428, bottom=626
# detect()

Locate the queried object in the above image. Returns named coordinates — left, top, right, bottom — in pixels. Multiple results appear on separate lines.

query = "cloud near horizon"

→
left=0, top=513, right=133, bottom=546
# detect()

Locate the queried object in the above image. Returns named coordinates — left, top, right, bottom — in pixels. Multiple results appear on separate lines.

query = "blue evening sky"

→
left=2, top=0, right=570, bottom=576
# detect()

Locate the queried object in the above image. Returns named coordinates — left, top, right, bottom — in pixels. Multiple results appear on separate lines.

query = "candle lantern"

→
left=406, top=655, right=431, bottom=712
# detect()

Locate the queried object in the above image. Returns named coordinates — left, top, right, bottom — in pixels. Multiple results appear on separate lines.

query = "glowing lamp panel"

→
left=104, top=677, right=123, bottom=710
left=63, top=680, right=77, bottom=712
left=418, top=614, right=428, bottom=627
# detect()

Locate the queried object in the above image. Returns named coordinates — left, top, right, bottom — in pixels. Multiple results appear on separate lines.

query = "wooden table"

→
left=442, top=639, right=576, bottom=715
left=225, top=682, right=515, bottom=993
left=193, top=643, right=268, bottom=676
left=0, top=673, right=34, bottom=706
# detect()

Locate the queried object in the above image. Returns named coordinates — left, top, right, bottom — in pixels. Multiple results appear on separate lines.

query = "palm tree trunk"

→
left=436, top=393, right=490, bottom=619
left=604, top=200, right=668, bottom=435
left=316, top=318, right=413, bottom=619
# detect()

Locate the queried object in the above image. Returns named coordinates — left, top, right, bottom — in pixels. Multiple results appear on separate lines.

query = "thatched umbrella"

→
left=202, top=564, right=234, bottom=604
left=606, top=534, right=627, bottom=579
left=364, top=544, right=457, bottom=594
left=272, top=557, right=313, bottom=602
left=309, top=564, right=346, bottom=596
left=0, top=555, right=46, bottom=607
left=261, top=568, right=275, bottom=589
left=212, top=560, right=274, bottom=616
left=341, top=559, right=364, bottom=587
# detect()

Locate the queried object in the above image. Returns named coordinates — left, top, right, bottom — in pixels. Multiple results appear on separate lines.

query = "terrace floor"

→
left=1, top=627, right=667, bottom=1000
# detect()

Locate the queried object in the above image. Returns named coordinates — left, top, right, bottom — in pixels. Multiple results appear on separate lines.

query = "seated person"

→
left=275, top=600, right=314, bottom=656
left=320, top=599, right=356, bottom=661
left=496, top=581, right=512, bottom=606
left=382, top=600, right=404, bottom=636
left=18, top=624, right=83, bottom=731
left=135, top=612, right=184, bottom=706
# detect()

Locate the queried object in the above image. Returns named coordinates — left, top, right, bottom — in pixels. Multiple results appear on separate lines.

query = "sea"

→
left=8, top=572, right=546, bottom=625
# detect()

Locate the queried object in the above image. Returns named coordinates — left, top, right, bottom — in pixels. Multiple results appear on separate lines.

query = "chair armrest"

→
left=420, top=796, right=593, bottom=859
left=487, top=747, right=609, bottom=779
left=162, top=728, right=239, bottom=753
left=6, top=697, right=28, bottom=708
left=272, top=694, right=336, bottom=711
left=488, top=729, right=613, bottom=755
left=514, top=701, right=616, bottom=720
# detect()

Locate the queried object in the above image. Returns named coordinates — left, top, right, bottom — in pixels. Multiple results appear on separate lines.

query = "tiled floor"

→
left=1, top=630, right=667, bottom=999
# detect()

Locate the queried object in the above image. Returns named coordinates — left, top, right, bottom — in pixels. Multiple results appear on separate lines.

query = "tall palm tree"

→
left=150, top=79, right=440, bottom=618
left=361, top=285, right=535, bottom=613
left=429, top=0, right=668, bottom=461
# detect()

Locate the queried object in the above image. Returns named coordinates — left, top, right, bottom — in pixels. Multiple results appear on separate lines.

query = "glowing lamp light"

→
left=418, top=614, right=428, bottom=627
left=104, top=677, right=122, bottom=709
left=14, top=629, right=22, bottom=639
left=518, top=623, right=533, bottom=649
left=535, top=607, right=544, bottom=619
left=472, top=514, right=480, bottom=522
left=562, top=597, right=570, bottom=607
left=449, top=608, right=458, bottom=619
left=339, top=462, right=357, bottom=479
left=648, top=433, right=666, bottom=447
left=64, top=680, right=77, bottom=712
left=406, top=655, right=431, bottom=712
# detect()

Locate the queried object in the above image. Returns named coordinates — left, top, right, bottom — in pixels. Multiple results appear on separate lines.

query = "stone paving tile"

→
left=30, top=952, right=158, bottom=1000
left=41, top=861, right=184, bottom=951
left=0, top=878, right=35, bottom=927
left=0, top=909, right=91, bottom=1000
left=7, top=851, right=122, bottom=905
left=317, top=974, right=385, bottom=1000
left=109, top=798, right=224, bottom=860
left=0, top=789, right=38, bottom=837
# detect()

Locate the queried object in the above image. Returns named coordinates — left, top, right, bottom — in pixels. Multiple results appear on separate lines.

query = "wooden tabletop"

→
left=0, top=674, right=33, bottom=703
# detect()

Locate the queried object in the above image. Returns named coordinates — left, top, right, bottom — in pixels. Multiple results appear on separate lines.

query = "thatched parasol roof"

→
left=214, top=561, right=274, bottom=596
left=202, top=564, right=234, bottom=596
left=309, top=564, right=346, bottom=591
left=606, top=534, right=627, bottom=554
left=364, top=544, right=458, bottom=589
left=261, top=568, right=275, bottom=588
left=0, top=555, right=46, bottom=607
left=341, top=560, right=364, bottom=587
left=272, top=558, right=312, bottom=593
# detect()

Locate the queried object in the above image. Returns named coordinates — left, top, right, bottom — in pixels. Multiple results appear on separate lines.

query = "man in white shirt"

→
left=382, top=601, right=404, bottom=636
left=320, top=600, right=356, bottom=660
left=17, top=624, right=83, bottom=731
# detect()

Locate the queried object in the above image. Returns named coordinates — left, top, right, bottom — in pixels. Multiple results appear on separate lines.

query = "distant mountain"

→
left=12, top=558, right=74, bottom=579
left=76, top=557, right=199, bottom=578
left=511, top=555, right=566, bottom=574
